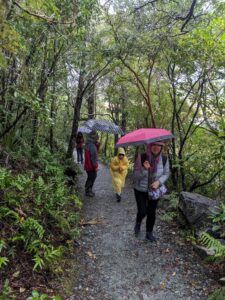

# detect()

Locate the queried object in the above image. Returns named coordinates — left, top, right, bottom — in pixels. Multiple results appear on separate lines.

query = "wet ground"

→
left=70, top=163, right=219, bottom=300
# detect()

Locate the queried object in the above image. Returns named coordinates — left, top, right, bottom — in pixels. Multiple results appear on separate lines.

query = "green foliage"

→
left=99, top=154, right=111, bottom=166
left=200, top=233, right=225, bottom=261
left=26, top=290, right=62, bottom=300
left=208, top=287, right=225, bottom=300
left=0, top=148, right=81, bottom=272
left=159, top=212, right=177, bottom=223
left=165, top=192, right=179, bottom=210
left=0, top=256, right=9, bottom=269
left=210, top=204, right=225, bottom=235
left=0, top=279, right=16, bottom=300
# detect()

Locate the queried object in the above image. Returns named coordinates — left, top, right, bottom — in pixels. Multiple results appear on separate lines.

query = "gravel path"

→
left=70, top=163, right=219, bottom=300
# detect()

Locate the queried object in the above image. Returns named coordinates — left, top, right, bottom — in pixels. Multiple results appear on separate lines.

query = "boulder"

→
left=178, top=192, right=219, bottom=229
left=193, top=245, right=215, bottom=259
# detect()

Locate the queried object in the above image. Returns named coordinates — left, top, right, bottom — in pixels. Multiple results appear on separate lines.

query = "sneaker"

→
left=116, top=193, right=121, bottom=202
left=145, top=232, right=157, bottom=242
left=134, top=223, right=141, bottom=236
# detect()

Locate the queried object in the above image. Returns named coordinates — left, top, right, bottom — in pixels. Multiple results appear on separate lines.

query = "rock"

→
left=178, top=192, right=219, bottom=229
left=193, top=245, right=215, bottom=259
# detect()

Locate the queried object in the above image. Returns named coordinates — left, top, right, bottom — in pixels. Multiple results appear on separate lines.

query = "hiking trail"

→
left=70, top=163, right=219, bottom=300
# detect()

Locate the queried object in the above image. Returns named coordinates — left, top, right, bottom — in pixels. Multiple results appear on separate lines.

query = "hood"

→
left=86, top=131, right=99, bottom=143
left=117, top=147, right=126, bottom=156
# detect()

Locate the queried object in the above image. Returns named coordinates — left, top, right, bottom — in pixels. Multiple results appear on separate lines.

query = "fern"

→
left=0, top=149, right=81, bottom=282
left=208, top=287, right=225, bottom=300
left=159, top=212, right=176, bottom=222
left=0, top=257, right=9, bottom=269
left=200, top=232, right=225, bottom=260
left=0, top=207, right=20, bottom=221
left=32, top=245, right=62, bottom=271
left=0, top=279, right=16, bottom=300
left=33, top=255, right=45, bottom=271
left=0, top=239, right=7, bottom=253
left=22, top=217, right=45, bottom=240
left=43, top=245, right=62, bottom=263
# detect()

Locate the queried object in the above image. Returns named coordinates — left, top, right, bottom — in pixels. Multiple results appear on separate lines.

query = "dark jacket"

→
left=84, top=142, right=98, bottom=171
left=76, top=136, right=84, bottom=149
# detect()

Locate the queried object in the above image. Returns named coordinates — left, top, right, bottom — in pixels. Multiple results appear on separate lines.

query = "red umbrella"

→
left=116, top=128, right=174, bottom=147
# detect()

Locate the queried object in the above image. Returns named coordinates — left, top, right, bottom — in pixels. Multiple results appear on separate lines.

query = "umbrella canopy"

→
left=78, top=126, right=92, bottom=134
left=83, top=119, right=124, bottom=135
left=116, top=128, right=174, bottom=147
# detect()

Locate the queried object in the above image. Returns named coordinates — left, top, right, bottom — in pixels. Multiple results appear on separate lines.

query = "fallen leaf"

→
left=15, top=208, right=27, bottom=218
left=12, top=271, right=20, bottom=278
left=86, top=251, right=96, bottom=259
left=80, top=216, right=106, bottom=226
left=19, top=287, right=26, bottom=293
left=172, top=272, right=176, bottom=276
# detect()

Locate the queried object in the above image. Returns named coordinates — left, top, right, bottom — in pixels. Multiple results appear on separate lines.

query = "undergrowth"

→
left=0, top=146, right=81, bottom=299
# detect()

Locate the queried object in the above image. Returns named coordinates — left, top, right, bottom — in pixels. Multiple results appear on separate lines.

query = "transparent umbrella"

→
left=78, top=126, right=92, bottom=134
left=83, top=119, right=124, bottom=135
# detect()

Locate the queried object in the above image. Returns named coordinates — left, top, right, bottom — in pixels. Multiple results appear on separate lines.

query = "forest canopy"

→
left=0, top=0, right=224, bottom=197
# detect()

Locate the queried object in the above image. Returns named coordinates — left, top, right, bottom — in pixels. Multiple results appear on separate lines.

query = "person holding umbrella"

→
left=116, top=128, right=173, bottom=242
left=84, top=131, right=100, bottom=197
left=133, top=141, right=170, bottom=242
left=110, top=147, right=129, bottom=202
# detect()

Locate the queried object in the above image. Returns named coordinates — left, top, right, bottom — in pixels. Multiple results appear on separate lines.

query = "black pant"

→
left=134, top=189, right=158, bottom=232
left=76, top=148, right=83, bottom=163
left=85, top=171, right=97, bottom=193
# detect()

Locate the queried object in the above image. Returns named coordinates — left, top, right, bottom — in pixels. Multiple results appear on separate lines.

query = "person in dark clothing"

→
left=76, top=132, right=84, bottom=164
left=133, top=142, right=170, bottom=242
left=84, top=131, right=99, bottom=197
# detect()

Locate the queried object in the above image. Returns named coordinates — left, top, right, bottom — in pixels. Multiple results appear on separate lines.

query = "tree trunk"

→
left=87, top=82, right=95, bottom=119
left=50, top=78, right=56, bottom=153
left=104, top=133, right=108, bottom=157
left=67, top=70, right=85, bottom=158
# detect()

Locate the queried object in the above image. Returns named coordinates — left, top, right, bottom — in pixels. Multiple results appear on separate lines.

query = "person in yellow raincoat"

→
left=110, top=147, right=129, bottom=202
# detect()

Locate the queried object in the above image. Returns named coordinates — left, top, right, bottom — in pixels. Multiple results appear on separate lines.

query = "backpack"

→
left=162, top=155, right=167, bottom=168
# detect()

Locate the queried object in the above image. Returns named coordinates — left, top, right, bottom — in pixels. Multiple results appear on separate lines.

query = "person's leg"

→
left=146, top=199, right=159, bottom=242
left=134, top=189, right=148, bottom=235
left=77, top=149, right=80, bottom=163
left=85, top=171, right=94, bottom=196
left=78, top=148, right=83, bottom=163
left=111, top=174, right=122, bottom=202
left=80, top=149, right=84, bottom=164
left=89, top=170, right=97, bottom=193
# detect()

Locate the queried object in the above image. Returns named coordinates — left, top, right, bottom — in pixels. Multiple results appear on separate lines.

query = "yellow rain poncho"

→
left=110, top=148, right=129, bottom=194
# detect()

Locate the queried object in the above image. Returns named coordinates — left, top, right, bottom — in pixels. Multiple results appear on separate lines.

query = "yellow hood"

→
left=117, top=147, right=126, bottom=156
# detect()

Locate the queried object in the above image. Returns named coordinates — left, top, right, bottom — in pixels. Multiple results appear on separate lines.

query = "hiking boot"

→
left=134, top=223, right=141, bottom=236
left=145, top=231, right=157, bottom=242
left=116, top=193, right=121, bottom=202
left=85, top=191, right=95, bottom=197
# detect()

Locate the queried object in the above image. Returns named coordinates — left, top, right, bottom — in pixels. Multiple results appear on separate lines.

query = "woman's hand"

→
left=151, top=180, right=160, bottom=190
left=143, top=160, right=151, bottom=170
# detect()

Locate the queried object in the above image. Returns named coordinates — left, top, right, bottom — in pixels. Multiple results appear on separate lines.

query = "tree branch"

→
left=12, top=0, right=74, bottom=25
left=175, top=0, right=197, bottom=32
left=189, top=165, right=225, bottom=192
left=134, top=0, right=158, bottom=12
